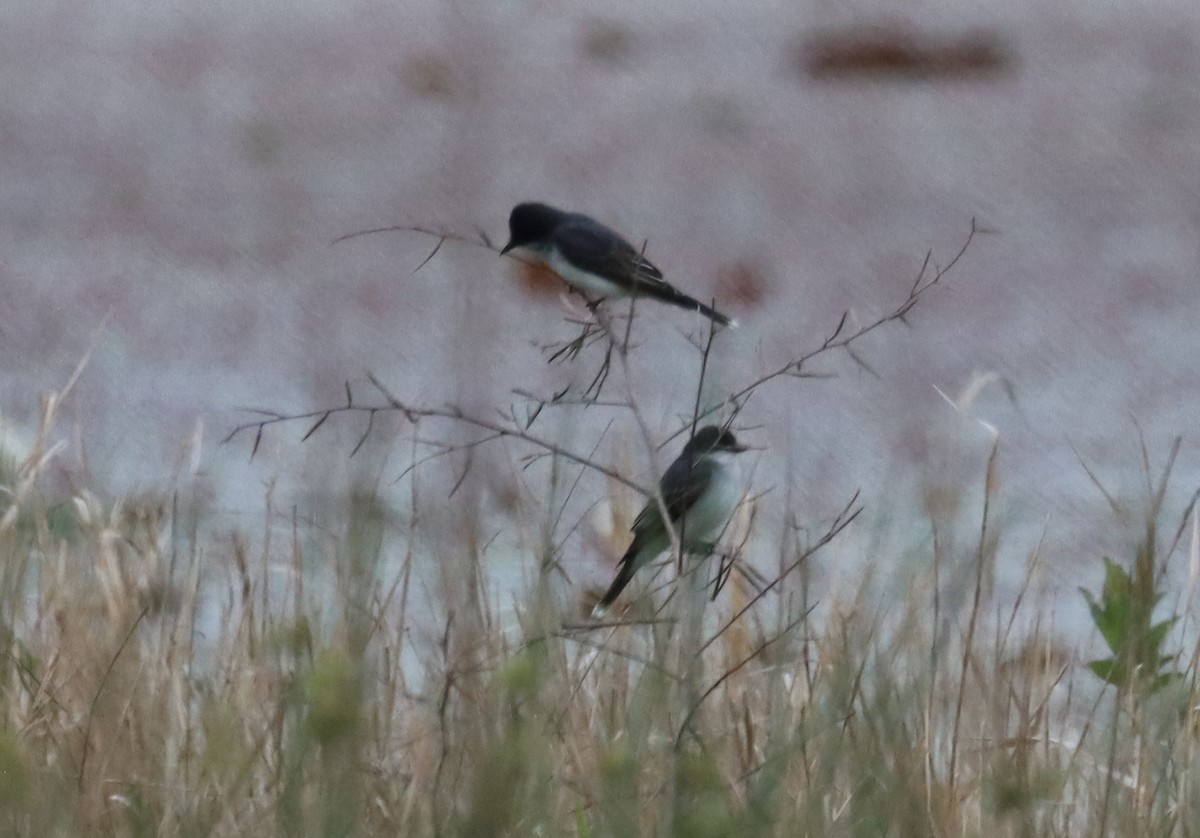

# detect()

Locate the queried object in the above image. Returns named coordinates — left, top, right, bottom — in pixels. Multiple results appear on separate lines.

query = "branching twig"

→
left=335, top=221, right=636, bottom=403
left=330, top=224, right=496, bottom=276
left=712, top=491, right=764, bottom=599
left=224, top=375, right=651, bottom=498
left=698, top=490, right=863, bottom=655
left=662, top=218, right=979, bottom=446
left=675, top=607, right=812, bottom=746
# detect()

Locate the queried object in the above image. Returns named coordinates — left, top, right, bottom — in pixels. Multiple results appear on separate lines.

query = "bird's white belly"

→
left=545, top=249, right=631, bottom=298
left=677, top=465, right=743, bottom=547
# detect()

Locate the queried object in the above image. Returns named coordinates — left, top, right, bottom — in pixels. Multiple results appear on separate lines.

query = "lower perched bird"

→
left=592, top=425, right=749, bottom=617
left=500, top=202, right=736, bottom=327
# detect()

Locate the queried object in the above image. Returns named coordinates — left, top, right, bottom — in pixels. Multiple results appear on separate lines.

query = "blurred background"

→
left=2, top=0, right=1198, bottom=636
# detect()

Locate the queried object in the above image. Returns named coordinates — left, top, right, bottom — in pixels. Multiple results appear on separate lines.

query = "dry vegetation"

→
left=2, top=230, right=1198, bottom=836
left=3, top=405, right=1198, bottom=837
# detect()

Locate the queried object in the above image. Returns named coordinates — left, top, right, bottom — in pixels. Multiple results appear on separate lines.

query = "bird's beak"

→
left=499, top=241, right=516, bottom=256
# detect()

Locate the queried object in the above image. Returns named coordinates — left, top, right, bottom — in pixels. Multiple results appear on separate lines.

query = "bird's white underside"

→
left=541, top=247, right=634, bottom=298
left=515, top=243, right=738, bottom=328
left=669, top=450, right=744, bottom=548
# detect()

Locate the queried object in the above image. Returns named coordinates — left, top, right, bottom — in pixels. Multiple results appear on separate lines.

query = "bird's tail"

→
left=591, top=543, right=643, bottom=618
left=652, top=288, right=736, bottom=328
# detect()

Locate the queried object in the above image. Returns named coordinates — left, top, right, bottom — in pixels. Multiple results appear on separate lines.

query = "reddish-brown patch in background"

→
left=399, top=52, right=457, bottom=99
left=512, top=260, right=565, bottom=298
left=799, top=27, right=1014, bottom=81
left=715, top=259, right=769, bottom=310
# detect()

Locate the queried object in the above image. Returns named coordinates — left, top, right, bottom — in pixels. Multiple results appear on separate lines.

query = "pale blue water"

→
left=2, top=0, right=1199, bottom=656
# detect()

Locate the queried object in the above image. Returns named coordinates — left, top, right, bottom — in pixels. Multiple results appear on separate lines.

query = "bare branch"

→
left=661, top=217, right=979, bottom=446
left=675, top=606, right=812, bottom=745
left=411, top=236, right=446, bottom=276
left=844, top=345, right=880, bottom=379
left=301, top=412, right=331, bottom=442
left=511, top=389, right=633, bottom=411
left=349, top=409, right=376, bottom=457
left=331, top=224, right=492, bottom=252
left=224, top=376, right=651, bottom=494
left=698, top=490, right=863, bottom=655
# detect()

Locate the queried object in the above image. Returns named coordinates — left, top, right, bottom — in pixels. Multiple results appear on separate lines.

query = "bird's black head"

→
left=684, top=425, right=747, bottom=456
left=501, top=202, right=567, bottom=255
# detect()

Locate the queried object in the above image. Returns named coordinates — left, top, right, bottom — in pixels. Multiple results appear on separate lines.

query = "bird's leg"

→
left=708, top=547, right=769, bottom=600
left=711, top=551, right=737, bottom=599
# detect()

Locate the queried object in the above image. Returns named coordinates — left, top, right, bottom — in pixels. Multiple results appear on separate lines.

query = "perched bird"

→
left=500, top=202, right=736, bottom=327
left=593, top=425, right=749, bottom=616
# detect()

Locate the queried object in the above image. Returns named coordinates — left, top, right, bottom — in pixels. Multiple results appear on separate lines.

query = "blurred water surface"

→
left=2, top=0, right=1199, bottom=642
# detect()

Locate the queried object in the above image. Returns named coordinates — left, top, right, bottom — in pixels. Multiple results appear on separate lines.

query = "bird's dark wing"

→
left=555, top=216, right=735, bottom=326
left=631, top=453, right=715, bottom=534
left=598, top=452, right=717, bottom=611
left=553, top=216, right=671, bottom=294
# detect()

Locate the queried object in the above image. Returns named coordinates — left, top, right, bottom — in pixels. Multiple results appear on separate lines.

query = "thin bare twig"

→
left=224, top=376, right=652, bottom=498
left=77, top=607, right=149, bottom=790
left=698, top=491, right=863, bottom=655
left=331, top=223, right=495, bottom=253
left=662, top=218, right=979, bottom=446
left=675, top=607, right=812, bottom=746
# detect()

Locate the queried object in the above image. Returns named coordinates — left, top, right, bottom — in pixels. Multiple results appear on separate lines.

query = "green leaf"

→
left=1149, top=672, right=1182, bottom=695
left=1101, top=557, right=1132, bottom=602
left=1081, top=589, right=1120, bottom=656
left=1146, top=617, right=1178, bottom=653
left=1087, top=658, right=1123, bottom=686
left=1095, top=601, right=1130, bottom=656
